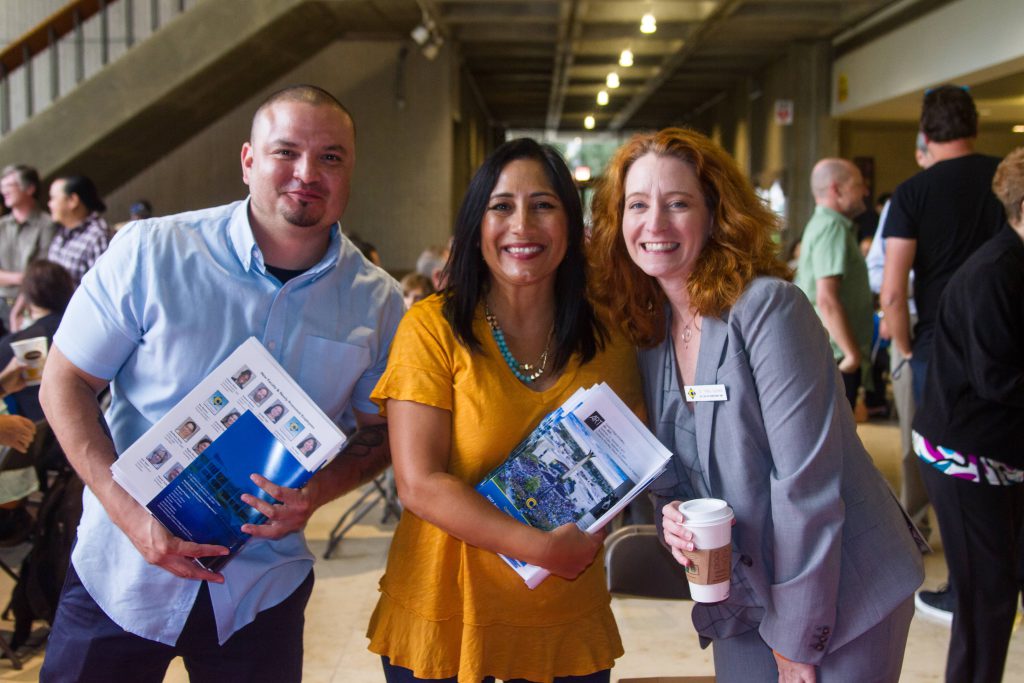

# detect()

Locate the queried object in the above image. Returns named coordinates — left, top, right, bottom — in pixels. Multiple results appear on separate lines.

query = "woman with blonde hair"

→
left=589, top=128, right=925, bottom=682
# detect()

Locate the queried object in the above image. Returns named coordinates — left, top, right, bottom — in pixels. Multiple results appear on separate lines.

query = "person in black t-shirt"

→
left=879, top=84, right=1005, bottom=628
left=910, top=147, right=1024, bottom=683
left=880, top=85, right=1004, bottom=402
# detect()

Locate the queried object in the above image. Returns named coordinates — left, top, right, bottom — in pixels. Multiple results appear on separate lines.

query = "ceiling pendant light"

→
left=597, top=90, right=609, bottom=106
left=584, top=115, right=596, bottom=130
left=606, top=72, right=620, bottom=89
left=640, top=13, right=657, bottom=34
left=619, top=49, right=634, bottom=67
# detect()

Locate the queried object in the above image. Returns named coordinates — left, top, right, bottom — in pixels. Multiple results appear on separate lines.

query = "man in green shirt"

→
left=795, top=158, right=873, bottom=409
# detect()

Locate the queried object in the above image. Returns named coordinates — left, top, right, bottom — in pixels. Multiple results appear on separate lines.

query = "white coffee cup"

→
left=678, top=497, right=734, bottom=603
left=9, top=336, right=48, bottom=387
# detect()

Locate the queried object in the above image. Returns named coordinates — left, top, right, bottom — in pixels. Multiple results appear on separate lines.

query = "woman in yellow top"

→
left=367, top=138, right=644, bottom=683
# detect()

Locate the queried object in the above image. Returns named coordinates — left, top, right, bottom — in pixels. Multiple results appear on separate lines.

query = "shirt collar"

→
left=814, top=204, right=855, bottom=229
left=228, top=197, right=342, bottom=277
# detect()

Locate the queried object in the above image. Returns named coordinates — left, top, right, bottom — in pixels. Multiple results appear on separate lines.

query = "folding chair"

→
left=322, top=471, right=402, bottom=559
left=605, top=525, right=716, bottom=683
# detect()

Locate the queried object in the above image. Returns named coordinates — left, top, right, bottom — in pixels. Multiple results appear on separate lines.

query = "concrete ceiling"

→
left=405, top=0, right=906, bottom=132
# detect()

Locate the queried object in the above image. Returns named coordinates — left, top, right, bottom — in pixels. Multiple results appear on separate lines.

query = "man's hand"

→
left=239, top=473, right=318, bottom=540
left=0, top=414, right=34, bottom=452
left=837, top=352, right=861, bottom=374
left=122, top=513, right=228, bottom=583
left=773, top=650, right=816, bottom=682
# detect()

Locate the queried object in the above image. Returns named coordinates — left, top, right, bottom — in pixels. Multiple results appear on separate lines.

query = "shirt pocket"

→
left=300, top=335, right=370, bottom=421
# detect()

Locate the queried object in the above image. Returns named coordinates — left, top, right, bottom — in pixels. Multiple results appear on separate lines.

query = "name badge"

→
left=684, top=384, right=728, bottom=402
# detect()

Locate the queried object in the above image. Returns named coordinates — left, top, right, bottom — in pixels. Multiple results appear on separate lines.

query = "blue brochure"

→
left=147, top=410, right=310, bottom=571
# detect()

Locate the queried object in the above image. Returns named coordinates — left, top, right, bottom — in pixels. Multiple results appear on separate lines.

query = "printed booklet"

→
left=111, top=337, right=346, bottom=571
left=476, top=382, right=672, bottom=588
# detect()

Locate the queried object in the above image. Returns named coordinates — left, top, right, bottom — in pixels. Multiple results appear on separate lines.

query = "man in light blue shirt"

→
left=38, top=85, right=405, bottom=682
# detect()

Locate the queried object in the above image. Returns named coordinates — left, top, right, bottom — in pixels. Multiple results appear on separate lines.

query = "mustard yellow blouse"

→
left=366, top=295, right=644, bottom=682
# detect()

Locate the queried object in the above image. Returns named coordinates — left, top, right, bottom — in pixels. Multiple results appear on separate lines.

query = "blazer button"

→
left=818, top=636, right=827, bottom=643
left=814, top=644, right=825, bottom=651
left=740, top=554, right=753, bottom=567
left=822, top=626, right=830, bottom=635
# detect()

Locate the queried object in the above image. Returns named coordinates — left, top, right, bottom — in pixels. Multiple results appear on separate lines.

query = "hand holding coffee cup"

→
left=0, top=356, right=28, bottom=397
left=662, top=498, right=734, bottom=602
left=9, top=336, right=48, bottom=387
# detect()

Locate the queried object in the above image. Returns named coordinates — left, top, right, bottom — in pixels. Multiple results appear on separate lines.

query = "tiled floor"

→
left=0, top=419, right=1020, bottom=681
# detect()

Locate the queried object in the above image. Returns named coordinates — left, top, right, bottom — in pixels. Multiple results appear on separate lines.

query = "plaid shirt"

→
left=47, top=213, right=110, bottom=283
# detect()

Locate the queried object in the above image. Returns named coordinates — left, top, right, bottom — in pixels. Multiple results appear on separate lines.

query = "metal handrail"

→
left=0, top=0, right=189, bottom=135
left=0, top=1, right=120, bottom=74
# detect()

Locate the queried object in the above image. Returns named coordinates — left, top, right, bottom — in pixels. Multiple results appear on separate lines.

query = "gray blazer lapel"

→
left=693, top=314, right=729, bottom=492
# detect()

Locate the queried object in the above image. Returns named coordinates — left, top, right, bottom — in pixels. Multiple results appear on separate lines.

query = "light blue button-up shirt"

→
left=55, top=199, right=404, bottom=645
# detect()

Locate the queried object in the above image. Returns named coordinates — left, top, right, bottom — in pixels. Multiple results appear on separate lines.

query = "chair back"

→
left=605, top=524, right=692, bottom=600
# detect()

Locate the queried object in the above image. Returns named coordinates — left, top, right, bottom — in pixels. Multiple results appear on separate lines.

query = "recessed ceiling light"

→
left=584, top=115, right=596, bottom=130
left=640, top=13, right=657, bottom=34
left=1013, top=125, right=1024, bottom=133
left=606, top=72, right=620, bottom=89
left=574, top=166, right=592, bottom=182
left=597, top=90, right=609, bottom=106
left=619, top=49, right=634, bottom=67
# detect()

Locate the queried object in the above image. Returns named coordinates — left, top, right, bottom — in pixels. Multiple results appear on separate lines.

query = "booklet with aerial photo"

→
left=476, top=382, right=672, bottom=588
left=111, top=337, right=346, bottom=571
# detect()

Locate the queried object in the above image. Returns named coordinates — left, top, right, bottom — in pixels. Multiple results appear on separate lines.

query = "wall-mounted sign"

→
left=774, top=99, right=794, bottom=126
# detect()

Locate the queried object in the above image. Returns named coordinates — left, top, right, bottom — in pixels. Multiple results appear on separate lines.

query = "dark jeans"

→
left=381, top=656, right=611, bottom=683
left=918, top=460, right=1024, bottom=683
left=41, top=563, right=313, bottom=683
left=840, top=368, right=861, bottom=410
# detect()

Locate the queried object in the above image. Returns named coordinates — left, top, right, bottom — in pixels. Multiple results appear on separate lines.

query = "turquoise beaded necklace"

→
left=484, top=302, right=553, bottom=384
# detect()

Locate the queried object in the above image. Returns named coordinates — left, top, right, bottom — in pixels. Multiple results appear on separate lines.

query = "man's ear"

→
left=241, top=142, right=254, bottom=186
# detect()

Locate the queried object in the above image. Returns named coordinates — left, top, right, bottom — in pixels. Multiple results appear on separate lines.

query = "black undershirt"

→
left=265, top=264, right=309, bottom=285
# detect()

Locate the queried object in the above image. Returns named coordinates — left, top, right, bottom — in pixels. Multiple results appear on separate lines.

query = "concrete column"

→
left=785, top=40, right=838, bottom=247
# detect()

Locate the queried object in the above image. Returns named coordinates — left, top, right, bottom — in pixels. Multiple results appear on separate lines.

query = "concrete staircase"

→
left=0, top=0, right=411, bottom=193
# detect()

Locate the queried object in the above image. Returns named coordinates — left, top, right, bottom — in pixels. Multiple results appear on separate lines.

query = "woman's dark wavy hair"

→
left=441, top=138, right=605, bottom=373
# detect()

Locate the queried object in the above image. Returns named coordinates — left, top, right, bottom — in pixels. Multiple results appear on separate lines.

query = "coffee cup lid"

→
left=679, top=498, right=734, bottom=524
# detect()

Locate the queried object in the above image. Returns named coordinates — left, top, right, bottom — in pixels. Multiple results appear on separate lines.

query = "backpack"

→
left=7, top=467, right=83, bottom=649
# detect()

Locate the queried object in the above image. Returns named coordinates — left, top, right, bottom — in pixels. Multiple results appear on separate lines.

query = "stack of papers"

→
left=476, top=382, right=672, bottom=588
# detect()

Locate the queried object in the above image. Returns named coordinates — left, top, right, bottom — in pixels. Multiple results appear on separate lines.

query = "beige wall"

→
left=106, top=39, right=455, bottom=273
left=840, top=121, right=1024, bottom=200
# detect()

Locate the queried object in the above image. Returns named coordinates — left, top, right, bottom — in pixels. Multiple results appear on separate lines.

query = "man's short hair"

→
left=920, top=85, right=977, bottom=142
left=250, top=84, right=355, bottom=140
left=1, top=164, right=41, bottom=200
left=992, top=146, right=1024, bottom=225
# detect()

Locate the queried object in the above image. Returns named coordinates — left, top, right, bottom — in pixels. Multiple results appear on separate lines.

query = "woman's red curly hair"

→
left=588, top=127, right=791, bottom=347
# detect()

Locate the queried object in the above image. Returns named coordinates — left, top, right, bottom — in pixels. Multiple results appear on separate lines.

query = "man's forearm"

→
left=40, top=360, right=143, bottom=531
left=817, top=298, right=860, bottom=365
left=308, top=423, right=390, bottom=510
left=881, top=295, right=912, bottom=356
left=0, top=269, right=23, bottom=287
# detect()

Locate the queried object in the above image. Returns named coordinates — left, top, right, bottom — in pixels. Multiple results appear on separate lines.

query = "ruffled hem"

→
left=366, top=592, right=623, bottom=683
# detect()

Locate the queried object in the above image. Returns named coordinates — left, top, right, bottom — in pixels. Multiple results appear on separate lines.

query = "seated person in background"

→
left=0, top=357, right=37, bottom=545
left=0, top=260, right=75, bottom=421
left=399, top=272, right=433, bottom=309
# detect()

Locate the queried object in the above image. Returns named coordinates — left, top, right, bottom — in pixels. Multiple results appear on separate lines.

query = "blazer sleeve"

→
left=735, top=280, right=847, bottom=664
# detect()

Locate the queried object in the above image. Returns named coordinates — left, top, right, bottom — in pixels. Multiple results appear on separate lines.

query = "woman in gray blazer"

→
left=588, top=128, right=925, bottom=682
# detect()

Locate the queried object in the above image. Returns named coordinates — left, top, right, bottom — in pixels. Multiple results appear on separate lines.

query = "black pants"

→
left=381, top=656, right=611, bottom=683
left=840, top=368, right=861, bottom=410
left=918, top=460, right=1024, bottom=683
left=41, top=564, right=313, bottom=683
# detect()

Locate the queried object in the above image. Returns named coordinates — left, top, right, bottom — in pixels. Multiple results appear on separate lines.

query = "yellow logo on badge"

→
left=525, top=497, right=538, bottom=509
